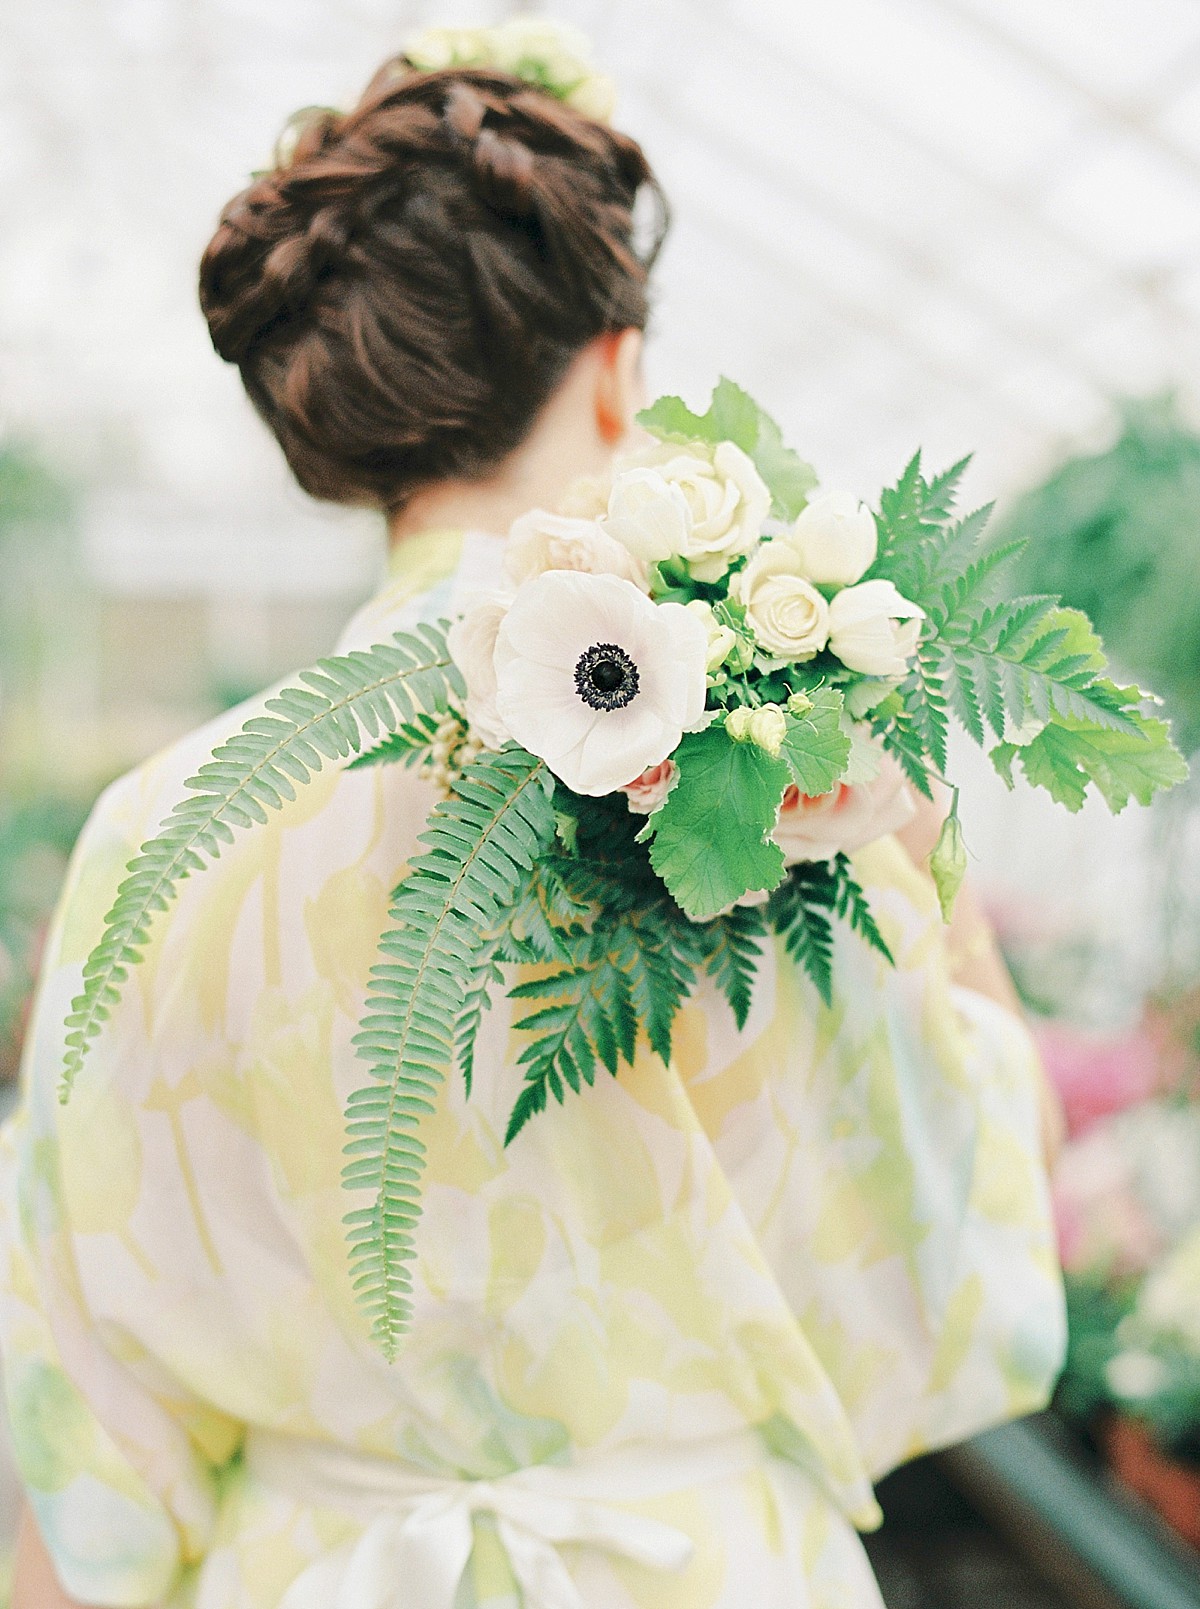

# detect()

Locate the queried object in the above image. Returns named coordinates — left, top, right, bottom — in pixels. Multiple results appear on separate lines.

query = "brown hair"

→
left=198, top=60, right=668, bottom=512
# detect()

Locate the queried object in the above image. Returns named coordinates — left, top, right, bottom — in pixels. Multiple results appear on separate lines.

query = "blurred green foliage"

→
left=1001, top=396, right=1200, bottom=755
left=0, top=439, right=90, bottom=1079
left=0, top=797, right=90, bottom=1081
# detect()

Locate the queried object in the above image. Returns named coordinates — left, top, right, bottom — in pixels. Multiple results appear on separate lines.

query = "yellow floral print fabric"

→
left=0, top=528, right=1065, bottom=1608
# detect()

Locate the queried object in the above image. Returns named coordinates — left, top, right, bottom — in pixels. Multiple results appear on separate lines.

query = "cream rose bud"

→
left=504, top=510, right=646, bottom=589
left=732, top=542, right=830, bottom=660
left=788, top=490, right=878, bottom=586
left=827, top=580, right=924, bottom=677
left=446, top=591, right=516, bottom=750
left=608, top=440, right=770, bottom=582
left=685, top=599, right=737, bottom=672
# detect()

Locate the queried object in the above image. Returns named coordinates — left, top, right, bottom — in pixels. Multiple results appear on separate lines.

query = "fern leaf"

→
left=61, top=623, right=463, bottom=1100
left=454, top=939, right=504, bottom=1095
left=695, top=904, right=767, bottom=1028
left=343, top=747, right=555, bottom=1357
left=768, top=864, right=837, bottom=1006
left=901, top=644, right=951, bottom=775
left=506, top=952, right=635, bottom=1143
left=349, top=712, right=445, bottom=770
left=832, top=855, right=894, bottom=964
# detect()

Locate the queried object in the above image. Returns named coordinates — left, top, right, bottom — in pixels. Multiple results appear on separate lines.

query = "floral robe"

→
left=0, top=528, right=1064, bottom=1608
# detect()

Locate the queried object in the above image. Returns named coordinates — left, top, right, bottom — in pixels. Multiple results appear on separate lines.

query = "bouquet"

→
left=60, top=380, right=1187, bottom=1356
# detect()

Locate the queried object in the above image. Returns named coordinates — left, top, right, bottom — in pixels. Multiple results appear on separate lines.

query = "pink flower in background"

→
left=1034, top=1020, right=1162, bottom=1139
left=1053, top=1126, right=1165, bottom=1277
left=772, top=758, right=915, bottom=863
left=620, top=758, right=677, bottom=815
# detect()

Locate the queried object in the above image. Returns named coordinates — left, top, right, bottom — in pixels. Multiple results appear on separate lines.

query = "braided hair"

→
left=198, top=60, right=668, bottom=512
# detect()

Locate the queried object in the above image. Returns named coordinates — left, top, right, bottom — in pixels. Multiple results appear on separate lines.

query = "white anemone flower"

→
left=494, top=570, right=708, bottom=796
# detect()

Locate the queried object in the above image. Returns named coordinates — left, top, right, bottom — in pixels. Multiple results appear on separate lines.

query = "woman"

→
left=4, top=28, right=1064, bottom=1609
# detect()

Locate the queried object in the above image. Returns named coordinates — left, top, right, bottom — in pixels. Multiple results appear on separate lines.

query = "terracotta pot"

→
left=1102, top=1414, right=1200, bottom=1549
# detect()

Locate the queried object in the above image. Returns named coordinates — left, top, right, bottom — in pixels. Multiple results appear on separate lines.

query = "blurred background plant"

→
left=993, top=401, right=1200, bottom=1548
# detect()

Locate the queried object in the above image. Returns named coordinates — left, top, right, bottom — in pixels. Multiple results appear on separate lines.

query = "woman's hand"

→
left=12, top=1506, right=92, bottom=1609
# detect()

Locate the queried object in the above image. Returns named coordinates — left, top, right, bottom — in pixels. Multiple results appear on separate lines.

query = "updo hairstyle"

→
left=198, top=57, right=668, bottom=512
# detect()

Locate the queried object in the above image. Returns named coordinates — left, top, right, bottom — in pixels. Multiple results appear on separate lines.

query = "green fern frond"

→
left=831, top=855, right=893, bottom=965
left=506, top=952, right=636, bottom=1143
left=871, top=694, right=937, bottom=798
left=901, top=644, right=952, bottom=775
left=343, top=746, right=555, bottom=1358
left=695, top=904, right=767, bottom=1028
left=620, top=913, right=693, bottom=1064
left=768, top=858, right=892, bottom=1004
left=61, top=623, right=463, bottom=1102
left=454, top=938, right=505, bottom=1095
left=348, top=712, right=446, bottom=770
left=768, top=864, right=837, bottom=1006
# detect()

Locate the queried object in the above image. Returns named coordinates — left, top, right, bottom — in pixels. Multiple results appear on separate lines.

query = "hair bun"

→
left=199, top=57, right=668, bottom=512
left=442, top=80, right=537, bottom=222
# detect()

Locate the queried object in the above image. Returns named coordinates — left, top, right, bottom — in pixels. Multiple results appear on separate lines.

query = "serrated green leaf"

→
left=638, top=377, right=817, bottom=519
left=781, top=688, right=851, bottom=796
left=1004, top=710, right=1188, bottom=813
left=643, top=726, right=789, bottom=919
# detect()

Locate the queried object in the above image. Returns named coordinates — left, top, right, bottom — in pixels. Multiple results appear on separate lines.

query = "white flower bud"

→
left=788, top=491, right=878, bottom=586
left=827, top=580, right=924, bottom=677
left=747, top=704, right=788, bottom=758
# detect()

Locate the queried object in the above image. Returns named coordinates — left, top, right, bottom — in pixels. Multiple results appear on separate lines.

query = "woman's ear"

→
left=595, top=328, right=645, bottom=444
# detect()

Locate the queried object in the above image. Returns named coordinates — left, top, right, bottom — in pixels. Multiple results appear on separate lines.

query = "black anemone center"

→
left=573, top=642, right=640, bottom=712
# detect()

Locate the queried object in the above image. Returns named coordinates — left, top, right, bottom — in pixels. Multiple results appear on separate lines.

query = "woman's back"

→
left=0, top=522, right=1063, bottom=1607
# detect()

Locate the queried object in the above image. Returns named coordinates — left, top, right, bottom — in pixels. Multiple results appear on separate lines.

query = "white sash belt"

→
left=250, top=1429, right=768, bottom=1609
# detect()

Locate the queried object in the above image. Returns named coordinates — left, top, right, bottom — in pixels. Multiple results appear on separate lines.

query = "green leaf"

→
left=344, top=747, right=556, bottom=1356
left=993, top=709, right=1188, bottom=814
left=643, top=726, right=790, bottom=919
left=781, top=688, right=851, bottom=796
left=61, top=623, right=464, bottom=1101
left=638, top=377, right=817, bottom=519
left=505, top=949, right=635, bottom=1143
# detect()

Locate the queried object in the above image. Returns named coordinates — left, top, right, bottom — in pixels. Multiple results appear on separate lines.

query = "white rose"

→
left=403, top=26, right=486, bottom=70
left=788, top=490, right=878, bottom=586
left=446, top=591, right=514, bottom=751
left=827, top=579, right=924, bottom=677
left=607, top=440, right=770, bottom=582
left=563, top=72, right=618, bottom=121
left=773, top=758, right=916, bottom=864
left=491, top=17, right=593, bottom=81
left=604, top=468, right=692, bottom=566
left=732, top=541, right=830, bottom=660
left=504, top=509, right=647, bottom=589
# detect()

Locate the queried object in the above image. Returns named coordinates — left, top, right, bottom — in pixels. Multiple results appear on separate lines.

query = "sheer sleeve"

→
left=0, top=790, right=243, bottom=1607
